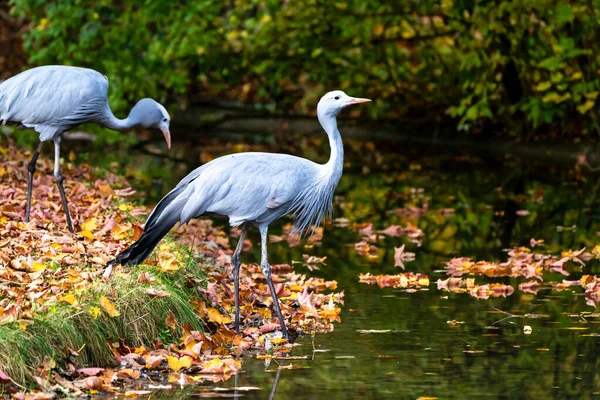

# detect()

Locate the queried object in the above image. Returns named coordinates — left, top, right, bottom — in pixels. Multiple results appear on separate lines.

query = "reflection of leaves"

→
left=355, top=241, right=380, bottom=260
left=296, top=254, right=327, bottom=271
left=394, top=245, right=415, bottom=270
left=379, top=223, right=424, bottom=246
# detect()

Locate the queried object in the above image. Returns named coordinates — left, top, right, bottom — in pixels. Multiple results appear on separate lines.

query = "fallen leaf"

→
left=99, top=296, right=120, bottom=317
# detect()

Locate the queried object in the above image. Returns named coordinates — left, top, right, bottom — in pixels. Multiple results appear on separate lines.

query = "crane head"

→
left=131, top=98, right=172, bottom=149
left=317, top=90, right=371, bottom=117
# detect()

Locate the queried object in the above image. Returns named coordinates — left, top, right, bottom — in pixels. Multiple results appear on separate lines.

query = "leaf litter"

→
left=437, top=245, right=600, bottom=303
left=0, top=146, right=344, bottom=397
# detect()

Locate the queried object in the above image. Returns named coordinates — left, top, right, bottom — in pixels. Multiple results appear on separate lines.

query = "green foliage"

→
left=8, top=0, right=600, bottom=137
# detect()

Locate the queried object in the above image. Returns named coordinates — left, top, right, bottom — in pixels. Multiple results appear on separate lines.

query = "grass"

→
left=0, top=247, right=208, bottom=385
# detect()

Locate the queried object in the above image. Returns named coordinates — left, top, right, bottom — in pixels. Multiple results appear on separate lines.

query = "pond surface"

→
left=85, top=132, right=600, bottom=399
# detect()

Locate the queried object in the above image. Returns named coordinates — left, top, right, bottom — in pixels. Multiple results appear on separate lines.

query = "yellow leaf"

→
left=60, top=293, right=77, bottom=305
left=534, top=81, right=551, bottom=92
left=179, top=356, right=192, bottom=369
left=592, top=245, right=600, bottom=259
left=577, top=99, right=596, bottom=114
left=569, top=71, right=583, bottom=80
left=167, top=356, right=191, bottom=371
left=31, top=261, right=46, bottom=272
left=157, top=253, right=180, bottom=272
left=0, top=167, right=5, bottom=177
left=37, top=18, right=49, bottom=31
left=207, top=308, right=232, bottom=324
left=99, top=296, right=120, bottom=317
left=259, top=15, right=272, bottom=24
left=78, top=231, right=94, bottom=240
left=81, top=217, right=97, bottom=232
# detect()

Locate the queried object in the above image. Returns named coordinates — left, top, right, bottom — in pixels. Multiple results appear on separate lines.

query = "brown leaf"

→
left=76, top=368, right=104, bottom=377
left=0, top=369, right=11, bottom=384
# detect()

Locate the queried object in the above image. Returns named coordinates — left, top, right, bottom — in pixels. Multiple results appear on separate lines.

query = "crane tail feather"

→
left=108, top=185, right=186, bottom=267
left=108, top=212, right=179, bottom=267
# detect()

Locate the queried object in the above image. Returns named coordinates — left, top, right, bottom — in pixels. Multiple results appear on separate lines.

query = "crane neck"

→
left=318, top=112, right=344, bottom=181
left=101, top=105, right=139, bottom=132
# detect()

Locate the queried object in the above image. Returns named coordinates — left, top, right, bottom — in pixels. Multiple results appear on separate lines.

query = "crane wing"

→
left=0, top=66, right=109, bottom=140
left=146, top=153, right=314, bottom=229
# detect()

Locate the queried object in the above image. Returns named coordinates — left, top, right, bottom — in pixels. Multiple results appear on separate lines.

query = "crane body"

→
left=0, top=65, right=171, bottom=232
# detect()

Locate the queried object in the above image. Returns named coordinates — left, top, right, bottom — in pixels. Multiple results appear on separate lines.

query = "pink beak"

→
left=347, top=97, right=372, bottom=105
left=161, top=127, right=171, bottom=149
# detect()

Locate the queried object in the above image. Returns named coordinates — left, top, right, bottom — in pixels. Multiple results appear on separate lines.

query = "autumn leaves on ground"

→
left=0, top=145, right=343, bottom=398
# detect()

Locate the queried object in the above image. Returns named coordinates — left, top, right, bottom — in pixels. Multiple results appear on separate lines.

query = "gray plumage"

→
left=0, top=65, right=171, bottom=232
left=107, top=90, right=371, bottom=339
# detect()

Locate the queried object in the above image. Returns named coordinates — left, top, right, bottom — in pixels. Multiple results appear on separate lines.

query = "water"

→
left=85, top=134, right=600, bottom=399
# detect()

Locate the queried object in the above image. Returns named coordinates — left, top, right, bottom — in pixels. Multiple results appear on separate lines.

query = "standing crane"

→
left=0, top=65, right=171, bottom=232
left=107, top=91, right=370, bottom=339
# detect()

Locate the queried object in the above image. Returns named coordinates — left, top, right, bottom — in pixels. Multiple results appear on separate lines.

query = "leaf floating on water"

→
left=558, top=327, right=588, bottom=330
left=359, top=272, right=429, bottom=289
left=443, top=246, right=591, bottom=279
left=437, top=278, right=514, bottom=299
left=357, top=329, right=409, bottom=334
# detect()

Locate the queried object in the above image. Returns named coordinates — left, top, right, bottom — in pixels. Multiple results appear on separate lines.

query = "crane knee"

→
left=260, top=262, right=272, bottom=280
left=54, top=172, right=64, bottom=184
left=28, top=153, right=40, bottom=173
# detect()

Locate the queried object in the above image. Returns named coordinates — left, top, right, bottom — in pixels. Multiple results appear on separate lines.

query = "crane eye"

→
left=334, top=96, right=340, bottom=100
left=163, top=118, right=168, bottom=122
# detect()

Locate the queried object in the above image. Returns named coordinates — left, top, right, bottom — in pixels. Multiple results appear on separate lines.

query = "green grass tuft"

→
left=0, top=253, right=209, bottom=385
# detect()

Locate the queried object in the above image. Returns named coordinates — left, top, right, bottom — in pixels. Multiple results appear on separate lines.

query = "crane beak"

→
left=346, top=97, right=372, bottom=105
left=161, top=126, right=172, bottom=149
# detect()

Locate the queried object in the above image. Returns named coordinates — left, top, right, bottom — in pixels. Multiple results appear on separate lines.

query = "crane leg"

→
left=25, top=142, right=43, bottom=223
left=259, top=225, right=288, bottom=339
left=53, top=138, right=74, bottom=233
left=231, top=224, right=248, bottom=334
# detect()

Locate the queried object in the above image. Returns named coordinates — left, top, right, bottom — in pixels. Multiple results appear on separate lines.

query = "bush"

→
left=8, top=0, right=600, bottom=139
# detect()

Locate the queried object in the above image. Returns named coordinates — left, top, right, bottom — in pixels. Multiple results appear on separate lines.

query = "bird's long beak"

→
left=161, top=126, right=171, bottom=149
left=347, top=97, right=372, bottom=105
